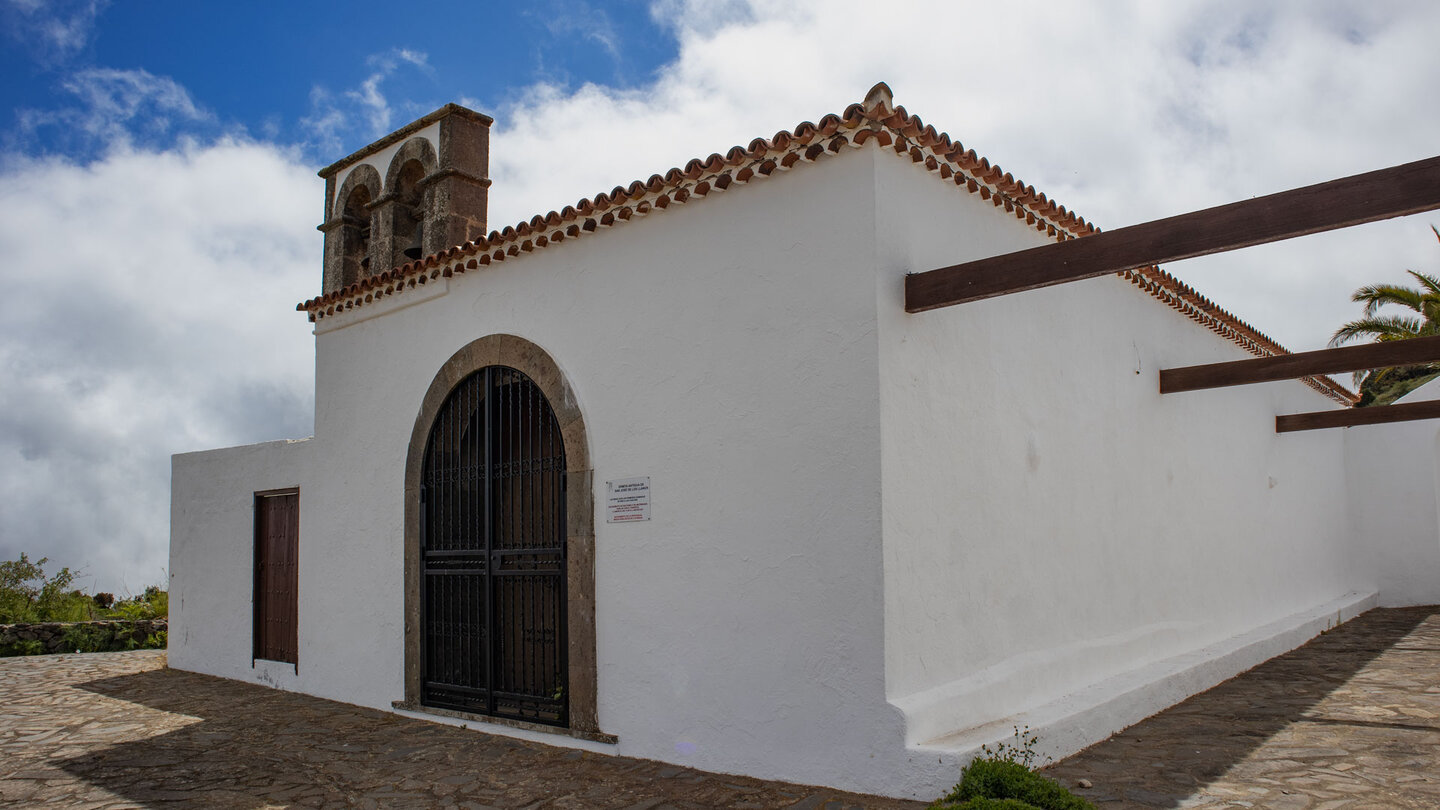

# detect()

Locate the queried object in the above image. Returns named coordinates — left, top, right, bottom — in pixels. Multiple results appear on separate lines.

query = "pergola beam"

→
left=1277, top=399, right=1440, bottom=433
left=905, top=155, right=1440, bottom=313
left=1160, top=335, right=1440, bottom=394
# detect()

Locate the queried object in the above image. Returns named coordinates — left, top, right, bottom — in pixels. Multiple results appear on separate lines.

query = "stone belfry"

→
left=317, top=104, right=492, bottom=295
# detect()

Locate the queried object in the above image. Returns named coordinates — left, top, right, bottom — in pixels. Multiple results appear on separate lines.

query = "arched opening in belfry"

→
left=339, top=184, right=373, bottom=288
left=391, top=158, right=427, bottom=267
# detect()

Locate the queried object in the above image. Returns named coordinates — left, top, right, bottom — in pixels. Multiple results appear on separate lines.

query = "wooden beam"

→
left=906, top=155, right=1440, bottom=313
left=1276, top=399, right=1440, bottom=432
left=1161, top=335, right=1440, bottom=394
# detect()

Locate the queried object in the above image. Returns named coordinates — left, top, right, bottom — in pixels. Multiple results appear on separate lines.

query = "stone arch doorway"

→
left=404, top=335, right=599, bottom=736
left=419, top=366, right=566, bottom=724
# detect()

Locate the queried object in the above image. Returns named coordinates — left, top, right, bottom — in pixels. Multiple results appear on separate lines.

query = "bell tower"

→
left=317, top=104, right=493, bottom=295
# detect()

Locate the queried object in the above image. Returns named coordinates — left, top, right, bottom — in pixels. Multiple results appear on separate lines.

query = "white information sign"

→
left=606, top=477, right=651, bottom=523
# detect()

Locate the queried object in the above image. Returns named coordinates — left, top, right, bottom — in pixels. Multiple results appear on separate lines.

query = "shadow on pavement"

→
left=1042, top=605, right=1439, bottom=808
left=60, top=666, right=922, bottom=809
left=53, top=607, right=1437, bottom=808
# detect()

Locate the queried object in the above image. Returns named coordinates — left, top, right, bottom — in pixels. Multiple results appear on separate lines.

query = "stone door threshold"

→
left=391, top=700, right=619, bottom=745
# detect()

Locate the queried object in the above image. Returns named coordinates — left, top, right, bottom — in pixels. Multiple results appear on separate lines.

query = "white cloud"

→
left=2, top=0, right=107, bottom=66
left=349, top=73, right=393, bottom=136
left=484, top=0, right=1440, bottom=352
left=540, top=1, right=623, bottom=60
left=303, top=48, right=437, bottom=150
left=391, top=48, right=431, bottom=72
left=299, top=86, right=348, bottom=158
left=0, top=140, right=318, bottom=593
left=647, top=0, right=752, bottom=36
left=14, top=67, right=212, bottom=154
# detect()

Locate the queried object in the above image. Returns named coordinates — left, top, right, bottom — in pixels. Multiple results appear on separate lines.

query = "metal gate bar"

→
left=419, top=367, right=567, bottom=726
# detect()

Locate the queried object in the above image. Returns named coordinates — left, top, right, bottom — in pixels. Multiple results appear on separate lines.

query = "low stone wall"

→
left=0, top=620, right=168, bottom=655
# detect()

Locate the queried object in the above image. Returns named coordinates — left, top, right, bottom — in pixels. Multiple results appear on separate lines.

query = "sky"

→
left=3, top=0, right=1440, bottom=594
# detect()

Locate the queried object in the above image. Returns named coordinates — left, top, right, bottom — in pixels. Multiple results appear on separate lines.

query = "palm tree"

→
left=1329, top=227, right=1440, bottom=406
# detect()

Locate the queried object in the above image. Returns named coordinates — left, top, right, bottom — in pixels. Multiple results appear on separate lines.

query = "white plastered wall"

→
left=169, top=427, right=411, bottom=710
left=169, top=437, right=319, bottom=687
left=871, top=150, right=1370, bottom=777
left=1343, top=379, right=1440, bottom=607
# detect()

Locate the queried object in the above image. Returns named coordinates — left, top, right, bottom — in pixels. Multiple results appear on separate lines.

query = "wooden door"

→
left=254, top=489, right=299, bottom=664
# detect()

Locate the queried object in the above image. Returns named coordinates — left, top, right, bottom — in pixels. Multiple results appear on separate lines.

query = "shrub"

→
left=0, top=553, right=168, bottom=625
left=61, top=623, right=117, bottom=653
left=935, top=799, right=1046, bottom=810
left=110, top=585, right=168, bottom=621
left=54, top=623, right=167, bottom=653
left=0, top=554, right=95, bottom=623
left=932, top=761, right=1094, bottom=810
left=47, top=591, right=96, bottom=623
left=0, top=639, right=46, bottom=657
left=980, top=725, right=1043, bottom=770
left=931, top=728, right=1094, bottom=810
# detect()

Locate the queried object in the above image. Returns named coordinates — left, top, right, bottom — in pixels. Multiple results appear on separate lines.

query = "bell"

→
left=402, top=226, right=424, bottom=260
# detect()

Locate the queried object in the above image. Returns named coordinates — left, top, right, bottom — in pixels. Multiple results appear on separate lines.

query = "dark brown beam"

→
left=1161, top=335, right=1440, bottom=394
left=906, top=155, right=1440, bottom=313
left=1276, top=399, right=1440, bottom=433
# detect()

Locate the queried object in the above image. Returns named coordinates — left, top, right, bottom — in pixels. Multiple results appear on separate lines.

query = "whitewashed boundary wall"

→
left=1343, top=380, right=1440, bottom=608
left=872, top=149, right=1373, bottom=787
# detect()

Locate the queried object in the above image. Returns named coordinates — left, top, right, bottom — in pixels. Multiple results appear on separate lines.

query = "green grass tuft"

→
left=932, top=756, right=1094, bottom=810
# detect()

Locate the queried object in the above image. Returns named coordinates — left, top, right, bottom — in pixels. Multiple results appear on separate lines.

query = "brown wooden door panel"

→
left=255, top=490, right=299, bottom=664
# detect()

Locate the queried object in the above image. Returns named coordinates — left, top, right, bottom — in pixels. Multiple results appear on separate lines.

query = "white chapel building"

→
left=169, top=83, right=1440, bottom=799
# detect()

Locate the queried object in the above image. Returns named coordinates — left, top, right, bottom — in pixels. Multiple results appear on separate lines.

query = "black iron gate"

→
left=420, top=366, right=568, bottom=726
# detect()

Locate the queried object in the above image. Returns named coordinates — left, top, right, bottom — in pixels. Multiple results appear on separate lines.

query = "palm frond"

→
left=1351, top=283, right=1427, bottom=317
left=1332, top=226, right=1440, bottom=385
left=1357, top=365, right=1411, bottom=393
left=1405, top=269, right=1440, bottom=300
left=1330, top=314, right=1425, bottom=347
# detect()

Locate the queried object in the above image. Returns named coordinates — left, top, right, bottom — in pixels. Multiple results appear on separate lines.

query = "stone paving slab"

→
left=1044, top=606, right=1440, bottom=809
left=5, top=607, right=1440, bottom=808
left=0, top=651, right=925, bottom=809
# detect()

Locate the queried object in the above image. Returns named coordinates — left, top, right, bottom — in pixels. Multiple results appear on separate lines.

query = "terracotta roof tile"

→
left=298, top=82, right=1353, bottom=406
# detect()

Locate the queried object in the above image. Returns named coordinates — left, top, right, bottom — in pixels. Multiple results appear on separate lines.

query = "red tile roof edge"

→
left=1121, top=265, right=1354, bottom=403
left=298, top=82, right=1356, bottom=407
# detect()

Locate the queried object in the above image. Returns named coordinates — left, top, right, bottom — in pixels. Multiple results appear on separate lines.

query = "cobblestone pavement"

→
left=0, top=651, right=925, bottom=809
left=1045, top=606, right=1440, bottom=809
left=4, top=608, right=1439, bottom=809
